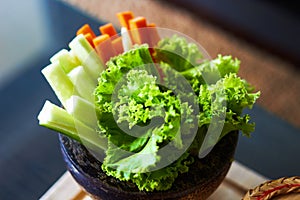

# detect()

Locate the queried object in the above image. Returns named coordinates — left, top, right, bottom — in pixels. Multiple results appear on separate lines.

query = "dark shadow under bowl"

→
left=59, top=132, right=238, bottom=200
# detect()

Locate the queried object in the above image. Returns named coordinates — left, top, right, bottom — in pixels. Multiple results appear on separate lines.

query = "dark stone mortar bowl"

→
left=59, top=131, right=238, bottom=200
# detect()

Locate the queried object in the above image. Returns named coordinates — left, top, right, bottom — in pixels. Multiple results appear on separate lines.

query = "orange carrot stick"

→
left=99, top=23, right=118, bottom=37
left=147, top=23, right=156, bottom=27
left=129, top=17, right=147, bottom=29
left=129, top=17, right=148, bottom=44
left=147, top=23, right=160, bottom=47
left=84, top=33, right=95, bottom=48
left=93, top=34, right=110, bottom=47
left=93, top=34, right=116, bottom=63
left=117, top=11, right=134, bottom=29
left=111, top=37, right=124, bottom=55
left=76, top=24, right=96, bottom=38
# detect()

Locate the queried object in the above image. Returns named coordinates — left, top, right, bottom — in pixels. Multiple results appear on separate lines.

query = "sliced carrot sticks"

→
left=129, top=17, right=147, bottom=29
left=117, top=11, right=134, bottom=30
left=111, top=37, right=124, bottom=55
left=93, top=34, right=110, bottom=47
left=147, top=23, right=156, bottom=27
left=93, top=34, right=116, bottom=63
left=147, top=23, right=160, bottom=47
left=129, top=17, right=148, bottom=44
left=75, top=11, right=161, bottom=62
left=99, top=23, right=118, bottom=37
left=99, top=23, right=123, bottom=55
left=76, top=24, right=96, bottom=38
left=84, top=33, right=95, bottom=48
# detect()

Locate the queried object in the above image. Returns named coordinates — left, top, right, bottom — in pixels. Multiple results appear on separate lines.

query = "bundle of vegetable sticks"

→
left=38, top=11, right=157, bottom=151
left=38, top=10, right=260, bottom=192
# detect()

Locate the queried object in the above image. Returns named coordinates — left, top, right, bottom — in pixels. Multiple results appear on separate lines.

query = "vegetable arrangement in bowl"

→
left=38, top=11, right=260, bottom=199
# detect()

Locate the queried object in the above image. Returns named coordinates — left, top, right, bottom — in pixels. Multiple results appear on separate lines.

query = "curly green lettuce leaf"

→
left=181, top=54, right=241, bottom=87
left=94, top=44, right=154, bottom=112
left=183, top=55, right=260, bottom=154
left=198, top=73, right=260, bottom=139
left=129, top=152, right=193, bottom=191
left=100, top=68, right=194, bottom=175
left=212, top=54, right=240, bottom=77
left=154, top=35, right=203, bottom=72
left=102, top=132, right=160, bottom=180
left=102, top=140, right=193, bottom=191
left=95, top=46, right=197, bottom=191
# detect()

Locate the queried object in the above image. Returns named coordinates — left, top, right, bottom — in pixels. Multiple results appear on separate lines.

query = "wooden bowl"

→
left=59, top=131, right=238, bottom=200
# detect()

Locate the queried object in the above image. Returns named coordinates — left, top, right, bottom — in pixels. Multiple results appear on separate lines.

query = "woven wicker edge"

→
left=243, top=176, right=300, bottom=200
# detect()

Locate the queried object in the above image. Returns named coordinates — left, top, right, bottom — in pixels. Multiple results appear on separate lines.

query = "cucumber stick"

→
left=38, top=100, right=107, bottom=151
left=68, top=66, right=96, bottom=102
left=50, top=49, right=80, bottom=73
left=38, top=100, right=80, bottom=140
left=41, top=61, right=75, bottom=108
left=65, top=95, right=98, bottom=129
left=69, top=34, right=105, bottom=81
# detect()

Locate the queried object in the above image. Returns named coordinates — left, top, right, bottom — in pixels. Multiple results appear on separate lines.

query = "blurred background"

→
left=0, top=0, right=299, bottom=199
